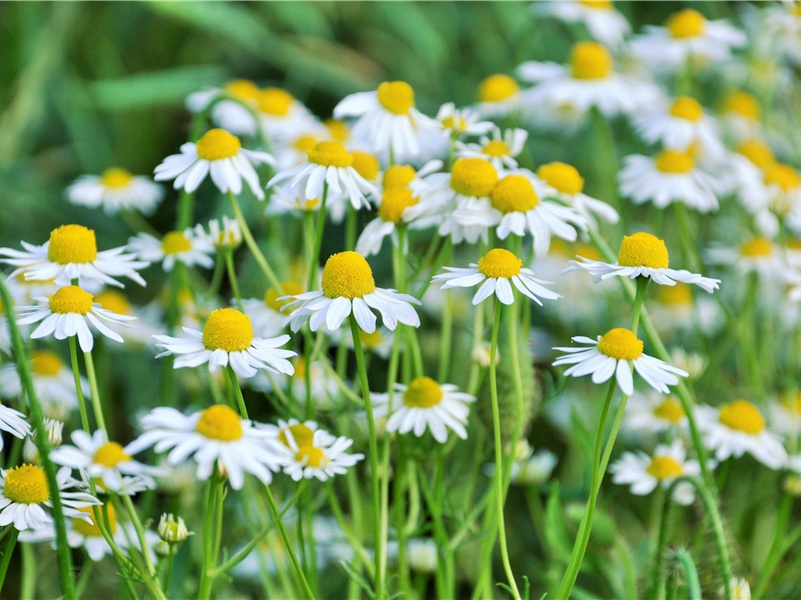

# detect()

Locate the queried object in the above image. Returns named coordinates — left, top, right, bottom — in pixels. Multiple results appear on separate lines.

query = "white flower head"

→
left=475, top=73, right=524, bottom=118
left=67, top=167, right=165, bottom=215
left=186, top=79, right=261, bottom=136
left=625, top=391, right=688, bottom=434
left=127, top=228, right=214, bottom=272
left=356, top=185, right=425, bottom=257
left=256, top=87, right=319, bottom=146
left=435, top=102, right=494, bottom=137
left=0, top=403, right=30, bottom=451
left=455, top=127, right=528, bottom=171
left=241, top=281, right=306, bottom=339
left=270, top=420, right=364, bottom=482
left=536, top=161, right=619, bottom=227
left=536, top=0, right=631, bottom=49
left=196, top=216, right=243, bottom=250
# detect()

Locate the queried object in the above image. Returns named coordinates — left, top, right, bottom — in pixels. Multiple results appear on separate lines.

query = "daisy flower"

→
left=127, top=228, right=214, bottom=272
left=768, top=391, right=801, bottom=437
left=153, top=128, right=275, bottom=200
left=434, top=248, right=561, bottom=306
left=536, top=161, right=618, bottom=227
left=66, top=167, right=165, bottom=215
left=93, top=289, right=162, bottom=345
left=126, top=404, right=289, bottom=489
left=536, top=0, right=630, bottom=49
left=356, top=186, right=423, bottom=257
left=475, top=73, right=524, bottom=118
left=271, top=420, right=363, bottom=482
left=705, top=236, right=785, bottom=280
left=610, top=440, right=701, bottom=505
left=553, top=327, right=688, bottom=395
left=195, top=216, right=243, bottom=251
left=282, top=251, right=420, bottom=334
left=17, top=285, right=136, bottom=352
left=696, top=400, right=787, bottom=469
left=0, top=464, right=99, bottom=531
left=719, top=90, right=763, bottom=142
left=372, top=377, right=475, bottom=443
left=0, top=351, right=85, bottom=420
left=455, top=127, right=528, bottom=172
left=154, top=307, right=296, bottom=379
left=255, top=87, right=319, bottom=145
left=0, top=402, right=30, bottom=451
left=186, top=79, right=261, bottom=137
left=0, top=224, right=148, bottom=288
left=241, top=281, right=305, bottom=339
left=434, top=102, right=494, bottom=138
left=625, top=391, right=688, bottom=434
left=564, top=231, right=721, bottom=293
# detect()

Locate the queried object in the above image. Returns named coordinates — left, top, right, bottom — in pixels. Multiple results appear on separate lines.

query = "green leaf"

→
left=545, top=482, right=574, bottom=564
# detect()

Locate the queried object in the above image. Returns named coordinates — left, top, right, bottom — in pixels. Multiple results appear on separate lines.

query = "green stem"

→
left=83, top=350, right=107, bottom=433
left=163, top=545, right=175, bottom=594
left=68, top=337, right=91, bottom=432
left=0, top=528, right=19, bottom=591
left=121, top=494, right=158, bottom=578
left=224, top=249, right=243, bottom=311
left=207, top=251, right=226, bottom=299
left=631, top=277, right=649, bottom=335
left=307, top=182, right=329, bottom=293
left=228, top=192, right=282, bottom=291
left=20, top=539, right=35, bottom=600
left=754, top=494, right=794, bottom=598
left=226, top=367, right=249, bottom=419
left=672, top=548, right=701, bottom=600
left=198, top=472, right=221, bottom=600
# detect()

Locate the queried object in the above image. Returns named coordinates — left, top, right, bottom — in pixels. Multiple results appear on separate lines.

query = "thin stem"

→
left=631, top=277, right=649, bottom=335
left=163, top=545, right=176, bottom=594
left=83, top=350, right=107, bottom=433
left=198, top=472, right=220, bottom=600
left=307, top=182, right=329, bottom=293
left=68, top=337, right=91, bottom=432
left=228, top=192, right=282, bottom=291
left=672, top=549, right=701, bottom=600
left=754, top=493, right=794, bottom=598
left=0, top=528, right=19, bottom=590
left=20, top=539, right=35, bottom=600
left=224, top=249, right=243, bottom=311
left=121, top=494, right=158, bottom=578
left=226, top=367, right=249, bottom=419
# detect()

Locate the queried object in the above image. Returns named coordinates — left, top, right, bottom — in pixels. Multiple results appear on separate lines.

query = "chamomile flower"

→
left=195, top=216, right=242, bottom=251
left=126, top=404, right=288, bottom=489
left=127, top=228, right=214, bottom=272
left=0, top=402, right=30, bottom=451
left=66, top=168, right=165, bottom=215
left=17, top=286, right=136, bottom=352
left=564, top=232, right=721, bottom=293
left=696, top=400, right=787, bottom=469
left=610, top=440, right=700, bottom=505
left=625, top=391, right=687, bottom=434
left=273, top=421, right=363, bottom=482
left=536, top=162, right=619, bottom=227
left=283, top=251, right=420, bottom=334
left=705, top=236, right=785, bottom=279
left=154, top=307, right=295, bottom=379
left=154, top=128, right=275, bottom=200
left=434, top=248, right=561, bottom=306
left=768, top=391, right=801, bottom=436
left=372, top=377, right=475, bottom=443
left=720, top=90, right=763, bottom=142
left=0, top=224, right=148, bottom=288
left=434, top=102, right=494, bottom=137
left=536, top=0, right=630, bottom=49
left=553, top=327, right=688, bottom=396
left=455, top=127, right=528, bottom=171
left=0, top=351, right=84, bottom=420
left=186, top=79, right=261, bottom=136
left=255, top=87, right=319, bottom=145
left=475, top=74, right=524, bottom=118
left=93, top=289, right=161, bottom=345
left=241, top=281, right=305, bottom=339
left=356, top=186, right=422, bottom=257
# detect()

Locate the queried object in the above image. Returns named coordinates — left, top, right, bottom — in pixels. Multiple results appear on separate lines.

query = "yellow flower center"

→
left=442, top=114, right=467, bottom=130
left=667, top=9, right=706, bottom=39
left=737, top=140, right=774, bottom=168
left=597, top=328, right=644, bottom=360
left=202, top=308, right=254, bottom=352
left=100, top=167, right=134, bottom=189
left=647, top=456, right=684, bottom=480
left=93, top=442, right=131, bottom=467
left=224, top=79, right=260, bottom=103
left=73, top=504, right=116, bottom=537
left=3, top=465, right=49, bottom=504
left=740, top=237, right=773, bottom=257
left=477, top=248, right=522, bottom=279
left=360, top=328, right=383, bottom=348
left=570, top=42, right=613, bottom=80
left=308, top=141, right=353, bottom=168
left=402, top=377, right=444, bottom=408
left=291, top=356, right=307, bottom=380
left=324, top=118, right=349, bottom=142
left=257, top=88, right=294, bottom=116
left=265, top=281, right=305, bottom=312
left=94, top=290, right=132, bottom=315
left=725, top=91, right=760, bottom=120
left=196, top=404, right=244, bottom=441
left=450, top=157, right=498, bottom=197
left=31, top=351, right=63, bottom=377
left=377, top=81, right=415, bottom=115
left=351, top=151, right=380, bottom=181
left=579, top=0, right=611, bottom=8
left=670, top=97, right=703, bottom=121
left=491, top=174, right=539, bottom=214
left=321, top=251, right=376, bottom=299
left=383, top=165, right=416, bottom=189
left=655, top=149, right=694, bottom=174
left=719, top=400, right=765, bottom=435
left=278, top=423, right=315, bottom=448
left=478, top=74, right=519, bottom=103
left=293, top=135, right=319, bottom=154
left=764, top=163, right=800, bottom=192
left=379, top=187, right=419, bottom=223
left=657, top=282, right=692, bottom=306
left=295, top=446, right=328, bottom=468
left=653, top=397, right=685, bottom=423
left=195, top=128, right=241, bottom=161
left=49, top=286, right=94, bottom=315
left=617, top=232, right=670, bottom=269
left=162, top=231, right=192, bottom=255
left=47, top=225, right=98, bottom=265
left=483, top=140, right=510, bottom=158
left=537, top=162, right=584, bottom=195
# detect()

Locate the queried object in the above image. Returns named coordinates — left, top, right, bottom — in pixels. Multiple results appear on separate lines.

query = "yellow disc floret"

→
left=95, top=290, right=131, bottom=315
left=321, top=251, right=376, bottom=299
left=653, top=397, right=685, bottom=423
left=94, top=442, right=131, bottom=468
left=667, top=9, right=706, bottom=39
left=491, top=174, right=539, bottom=214
left=196, top=404, right=243, bottom=441
left=100, top=167, right=134, bottom=189
left=257, top=88, right=294, bottom=116
left=477, top=248, right=522, bottom=279
left=737, top=140, right=774, bottom=168
left=202, top=308, right=254, bottom=352
left=195, top=129, right=241, bottom=161
left=719, top=399, right=765, bottom=435
left=3, top=464, right=50, bottom=504
left=324, top=118, right=349, bottom=142
left=647, top=456, right=684, bottom=480
left=478, top=74, right=519, bottom=103
left=73, top=504, right=116, bottom=537
left=351, top=151, right=380, bottom=181
left=670, top=97, right=704, bottom=121
left=483, top=140, right=510, bottom=158
left=597, top=328, right=644, bottom=360
left=450, top=157, right=498, bottom=197
left=265, top=281, right=305, bottom=312
left=49, top=286, right=94, bottom=315
left=377, top=81, right=415, bottom=115
left=293, top=135, right=319, bottom=154
left=162, top=231, right=192, bottom=255
left=279, top=423, right=315, bottom=448
left=295, top=446, right=328, bottom=468
left=403, top=377, right=444, bottom=408
left=31, top=351, right=63, bottom=377
left=379, top=187, right=419, bottom=223
left=764, top=163, right=801, bottom=192
left=740, top=237, right=773, bottom=257
left=618, top=232, right=670, bottom=269
left=537, top=162, right=584, bottom=195
left=655, top=149, right=694, bottom=174
left=383, top=165, right=417, bottom=189
left=570, top=42, right=613, bottom=80
left=724, top=91, right=760, bottom=120
left=48, top=225, right=98, bottom=265
left=224, top=79, right=260, bottom=103
left=308, top=141, right=353, bottom=168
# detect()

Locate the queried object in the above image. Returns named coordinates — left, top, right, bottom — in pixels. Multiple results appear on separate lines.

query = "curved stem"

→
left=307, top=182, right=329, bottom=293
left=68, top=337, right=91, bottom=432
left=228, top=192, right=282, bottom=292
left=224, top=249, right=243, bottom=311
left=226, top=367, right=249, bottom=419
left=198, top=472, right=221, bottom=600
left=83, top=350, right=107, bottom=433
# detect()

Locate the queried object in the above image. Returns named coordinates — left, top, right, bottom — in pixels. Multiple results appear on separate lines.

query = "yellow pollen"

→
left=196, top=405, right=244, bottom=441
left=647, top=456, right=684, bottom=480
left=31, top=351, right=63, bottom=377
left=483, top=140, right=510, bottom=158
left=657, top=283, right=692, bottom=306
left=292, top=135, right=319, bottom=153
left=350, top=151, right=380, bottom=181
left=570, top=42, right=613, bottom=80
left=308, top=141, right=353, bottom=168
left=740, top=237, right=773, bottom=257
left=224, top=79, right=260, bottom=103
left=579, top=0, right=611, bottom=8
left=3, top=465, right=49, bottom=504
left=402, top=377, right=444, bottom=408
left=202, top=308, right=254, bottom=352
left=162, top=231, right=192, bottom=255
left=321, top=251, right=376, bottom=299
left=257, top=87, right=294, bottom=116
left=491, top=174, right=539, bottom=214
left=537, top=162, right=584, bottom=195
left=360, top=328, right=383, bottom=348
left=618, top=232, right=670, bottom=269
left=737, top=140, right=774, bottom=168
left=383, top=165, right=416, bottom=189
left=93, top=442, right=131, bottom=468
left=278, top=423, right=315, bottom=448
left=295, top=446, right=328, bottom=468
left=670, top=97, right=704, bottom=121
left=49, top=286, right=94, bottom=315
left=377, top=81, right=415, bottom=115
left=653, top=398, right=685, bottom=423
left=442, top=115, right=467, bottom=130
left=477, top=248, right=522, bottom=279
left=719, top=400, right=765, bottom=435
left=597, top=328, right=644, bottom=360
left=73, top=504, right=116, bottom=537
left=764, top=163, right=800, bottom=192
left=47, top=225, right=98, bottom=265
left=667, top=9, right=706, bottom=39
left=324, top=118, right=349, bottom=142
left=379, top=187, right=419, bottom=223
left=478, top=74, right=519, bottom=103
left=100, top=167, right=134, bottom=189
left=725, top=91, right=760, bottom=120
left=195, top=128, right=241, bottom=161
left=265, top=281, right=304, bottom=312
left=95, top=290, right=131, bottom=315
left=450, top=157, right=498, bottom=197
left=655, top=149, right=695, bottom=174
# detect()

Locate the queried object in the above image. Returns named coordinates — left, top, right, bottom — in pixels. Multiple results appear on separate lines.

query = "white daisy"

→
left=356, top=186, right=423, bottom=257
left=93, top=289, right=162, bottom=345
left=241, top=281, right=305, bottom=339
left=154, top=307, right=296, bottom=379
left=434, top=102, right=494, bottom=138
left=0, top=402, right=30, bottom=451
left=475, top=73, right=525, bottom=119
left=255, top=87, right=319, bottom=146
left=696, top=400, right=787, bottom=469
left=536, top=161, right=619, bottom=227
left=186, top=79, right=261, bottom=137
left=126, top=404, right=289, bottom=489
left=0, top=224, right=148, bottom=288
left=564, top=231, right=721, bottom=293
left=434, top=248, right=562, bottom=306
left=282, top=251, right=420, bottom=334
left=127, top=228, right=214, bottom=272
left=17, top=285, right=136, bottom=352
left=372, top=377, right=475, bottom=444
left=270, top=420, right=363, bottom=481
left=768, top=391, right=801, bottom=437
left=455, top=127, right=528, bottom=172
left=153, top=128, right=275, bottom=200
left=536, top=0, right=630, bottom=49
left=553, top=327, right=688, bottom=396
left=195, top=216, right=243, bottom=251
left=726, top=140, right=776, bottom=217
left=705, top=236, right=785, bottom=280
left=719, top=90, right=763, bottom=142
left=625, top=390, right=688, bottom=435
left=66, top=167, right=165, bottom=215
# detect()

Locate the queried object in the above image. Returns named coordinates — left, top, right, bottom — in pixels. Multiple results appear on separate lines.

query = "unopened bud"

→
left=158, top=513, right=192, bottom=543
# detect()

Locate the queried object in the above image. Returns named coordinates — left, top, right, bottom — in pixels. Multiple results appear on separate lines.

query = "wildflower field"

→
left=2, top=1, right=801, bottom=598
